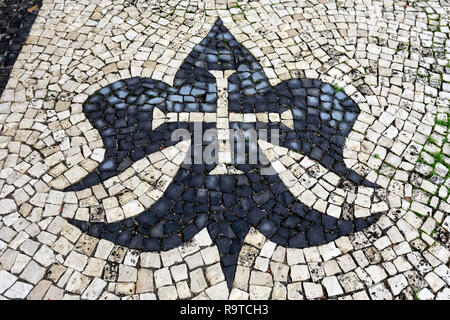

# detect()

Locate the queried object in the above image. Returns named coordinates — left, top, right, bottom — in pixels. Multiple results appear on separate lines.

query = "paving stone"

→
left=229, top=288, right=249, bottom=300
left=81, top=278, right=107, bottom=300
left=249, top=285, right=271, bottom=300
left=26, top=280, right=52, bottom=300
left=287, top=282, right=304, bottom=300
left=140, top=252, right=161, bottom=269
left=368, top=283, right=393, bottom=300
left=270, top=262, right=289, bottom=282
left=303, top=282, right=324, bottom=300
left=424, top=272, right=446, bottom=292
left=46, top=263, right=66, bottom=283
left=19, top=260, right=45, bottom=285
left=44, top=286, right=64, bottom=300
left=434, top=265, right=450, bottom=286
left=322, top=276, right=344, bottom=297
left=118, top=265, right=137, bottom=282
left=205, top=281, right=229, bottom=300
left=290, top=264, right=310, bottom=282
left=436, top=288, right=450, bottom=300
left=322, top=260, right=342, bottom=276
left=34, top=245, right=55, bottom=267
left=417, top=288, right=435, bottom=300
left=136, top=269, right=154, bottom=294
left=286, top=248, right=305, bottom=265
left=365, top=265, right=388, bottom=283
left=83, top=258, right=106, bottom=277
left=98, top=291, right=120, bottom=300
left=387, top=274, right=408, bottom=296
left=10, top=253, right=30, bottom=274
left=407, top=252, right=433, bottom=275
left=0, top=199, right=17, bottom=215
left=65, top=272, right=91, bottom=295
left=0, top=270, right=17, bottom=294
left=205, top=263, right=224, bottom=285
left=154, top=267, right=172, bottom=288
left=4, top=281, right=33, bottom=299
left=160, top=249, right=182, bottom=267
left=200, top=247, right=221, bottom=265
left=271, top=281, right=287, bottom=300
left=64, top=251, right=88, bottom=272
left=115, top=283, right=135, bottom=296
left=352, top=290, right=370, bottom=300
left=158, top=285, right=178, bottom=300
left=338, top=272, right=364, bottom=293
left=176, top=281, right=191, bottom=299
left=190, top=269, right=207, bottom=294
left=233, top=266, right=250, bottom=291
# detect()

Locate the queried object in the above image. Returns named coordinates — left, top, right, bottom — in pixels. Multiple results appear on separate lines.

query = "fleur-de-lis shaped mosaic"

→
left=67, top=19, right=382, bottom=288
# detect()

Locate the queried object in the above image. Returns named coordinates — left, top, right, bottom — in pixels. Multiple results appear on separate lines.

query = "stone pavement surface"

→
left=0, top=0, right=449, bottom=300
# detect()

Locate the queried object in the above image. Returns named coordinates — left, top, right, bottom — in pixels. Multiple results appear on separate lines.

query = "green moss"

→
left=435, top=118, right=450, bottom=128
left=332, top=84, right=343, bottom=93
left=234, top=2, right=247, bottom=20
left=432, top=152, right=444, bottom=164
left=426, top=136, right=436, bottom=144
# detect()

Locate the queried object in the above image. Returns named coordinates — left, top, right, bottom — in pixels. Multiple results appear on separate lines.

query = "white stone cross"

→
left=153, top=71, right=294, bottom=174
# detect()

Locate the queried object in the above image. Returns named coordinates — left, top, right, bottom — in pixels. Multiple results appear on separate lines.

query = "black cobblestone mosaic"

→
left=0, top=0, right=42, bottom=96
left=68, top=19, right=381, bottom=288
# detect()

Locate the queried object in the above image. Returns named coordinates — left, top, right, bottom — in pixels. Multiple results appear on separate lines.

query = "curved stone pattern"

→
left=66, top=19, right=381, bottom=288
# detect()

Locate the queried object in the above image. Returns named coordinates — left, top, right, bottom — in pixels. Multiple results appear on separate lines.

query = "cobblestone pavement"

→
left=0, top=0, right=449, bottom=300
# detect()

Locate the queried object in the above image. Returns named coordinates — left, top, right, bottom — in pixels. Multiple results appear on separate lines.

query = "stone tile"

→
left=322, top=276, right=344, bottom=297
left=81, top=278, right=107, bottom=300
left=19, top=260, right=46, bottom=285
left=0, top=270, right=17, bottom=294
left=303, top=282, right=324, bottom=300
left=136, top=269, right=154, bottom=294
left=26, top=280, right=52, bottom=300
left=249, top=285, right=271, bottom=300
left=205, top=281, right=229, bottom=300
left=65, top=272, right=91, bottom=295
left=4, top=281, right=33, bottom=299
left=154, top=267, right=172, bottom=288
left=190, top=269, right=207, bottom=294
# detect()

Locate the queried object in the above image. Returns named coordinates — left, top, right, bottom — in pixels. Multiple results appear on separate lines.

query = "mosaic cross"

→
left=152, top=70, right=294, bottom=174
left=65, top=18, right=383, bottom=288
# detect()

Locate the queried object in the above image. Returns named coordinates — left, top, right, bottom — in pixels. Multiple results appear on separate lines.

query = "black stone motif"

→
left=67, top=19, right=381, bottom=288
left=0, top=0, right=42, bottom=96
